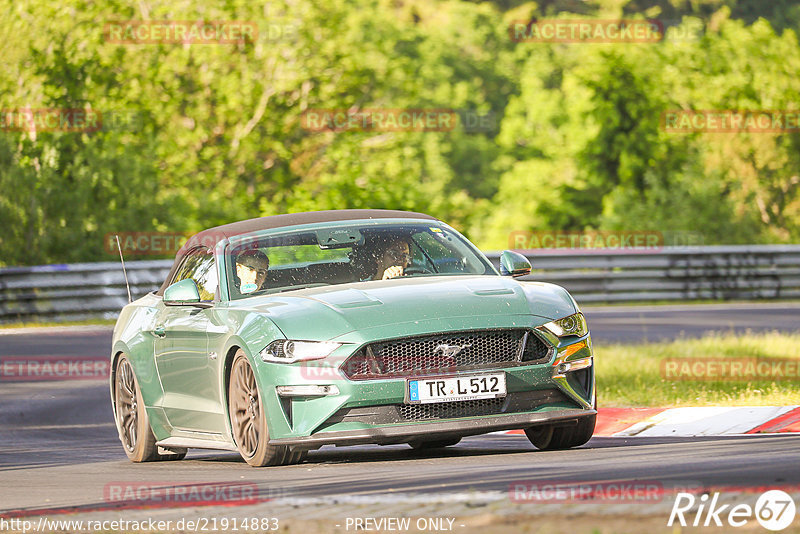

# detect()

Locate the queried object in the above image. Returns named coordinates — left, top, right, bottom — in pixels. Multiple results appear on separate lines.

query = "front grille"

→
left=522, top=331, right=551, bottom=362
left=341, top=329, right=551, bottom=380
left=399, top=398, right=505, bottom=420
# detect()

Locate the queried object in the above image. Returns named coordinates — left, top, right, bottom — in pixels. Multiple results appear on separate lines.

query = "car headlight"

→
left=260, top=340, right=341, bottom=363
left=542, top=312, right=588, bottom=338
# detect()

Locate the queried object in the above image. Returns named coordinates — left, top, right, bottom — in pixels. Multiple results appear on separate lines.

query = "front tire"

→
left=228, top=350, right=306, bottom=467
left=525, top=414, right=596, bottom=450
left=114, top=355, right=185, bottom=462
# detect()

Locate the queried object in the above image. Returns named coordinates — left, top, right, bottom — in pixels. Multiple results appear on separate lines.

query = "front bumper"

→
left=270, top=408, right=596, bottom=449
left=253, top=332, right=595, bottom=445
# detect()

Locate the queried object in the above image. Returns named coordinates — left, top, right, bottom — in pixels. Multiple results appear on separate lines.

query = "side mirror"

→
left=163, top=279, right=207, bottom=306
left=499, top=250, right=532, bottom=277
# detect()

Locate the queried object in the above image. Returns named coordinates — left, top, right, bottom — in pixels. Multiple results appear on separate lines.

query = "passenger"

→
left=235, top=249, right=269, bottom=294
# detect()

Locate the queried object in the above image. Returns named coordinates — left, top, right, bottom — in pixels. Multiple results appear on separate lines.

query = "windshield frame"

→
left=222, top=218, right=498, bottom=300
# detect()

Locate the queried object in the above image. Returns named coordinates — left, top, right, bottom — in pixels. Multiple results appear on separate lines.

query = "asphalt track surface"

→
left=1, top=303, right=799, bottom=522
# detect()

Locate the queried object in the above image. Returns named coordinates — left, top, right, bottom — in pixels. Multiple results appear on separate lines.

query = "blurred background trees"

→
left=1, top=0, right=798, bottom=265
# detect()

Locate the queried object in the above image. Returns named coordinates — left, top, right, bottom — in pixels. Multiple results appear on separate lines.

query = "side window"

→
left=172, top=247, right=218, bottom=301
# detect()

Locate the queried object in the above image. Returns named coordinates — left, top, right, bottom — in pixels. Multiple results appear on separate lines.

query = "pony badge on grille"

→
left=432, top=343, right=472, bottom=358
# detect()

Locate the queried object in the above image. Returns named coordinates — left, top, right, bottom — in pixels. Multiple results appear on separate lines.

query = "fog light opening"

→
left=553, top=357, right=592, bottom=378
left=276, top=385, right=340, bottom=397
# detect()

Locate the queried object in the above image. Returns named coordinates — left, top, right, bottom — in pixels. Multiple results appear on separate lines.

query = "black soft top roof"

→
left=157, top=209, right=439, bottom=295
left=183, top=209, right=436, bottom=251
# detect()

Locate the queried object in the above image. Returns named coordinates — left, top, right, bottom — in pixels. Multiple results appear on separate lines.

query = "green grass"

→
left=596, top=331, right=800, bottom=407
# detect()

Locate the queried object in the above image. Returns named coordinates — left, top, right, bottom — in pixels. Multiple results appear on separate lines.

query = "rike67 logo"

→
left=669, top=490, right=797, bottom=531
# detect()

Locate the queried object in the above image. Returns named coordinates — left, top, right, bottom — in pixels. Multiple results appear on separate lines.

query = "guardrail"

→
left=1, top=245, right=798, bottom=323
left=0, top=260, right=172, bottom=323
left=509, top=245, right=800, bottom=303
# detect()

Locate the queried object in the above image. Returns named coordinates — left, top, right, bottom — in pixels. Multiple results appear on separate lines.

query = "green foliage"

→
left=0, top=0, right=798, bottom=265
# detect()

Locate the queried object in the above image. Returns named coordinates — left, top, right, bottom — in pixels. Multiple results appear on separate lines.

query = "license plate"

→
left=406, top=372, right=506, bottom=404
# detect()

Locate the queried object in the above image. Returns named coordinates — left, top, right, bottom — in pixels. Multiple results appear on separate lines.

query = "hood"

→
left=231, top=275, right=576, bottom=341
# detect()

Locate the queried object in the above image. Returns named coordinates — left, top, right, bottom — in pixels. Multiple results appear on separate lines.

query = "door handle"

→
left=153, top=324, right=166, bottom=338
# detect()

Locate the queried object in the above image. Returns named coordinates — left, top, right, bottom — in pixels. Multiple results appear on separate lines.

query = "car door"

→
left=153, top=247, right=226, bottom=434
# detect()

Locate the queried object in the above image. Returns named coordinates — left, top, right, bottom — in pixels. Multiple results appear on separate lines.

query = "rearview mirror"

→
left=316, top=228, right=364, bottom=249
left=499, top=250, right=532, bottom=277
left=163, top=279, right=209, bottom=307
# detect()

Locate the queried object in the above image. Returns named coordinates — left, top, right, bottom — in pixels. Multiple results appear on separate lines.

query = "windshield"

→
left=225, top=221, right=496, bottom=299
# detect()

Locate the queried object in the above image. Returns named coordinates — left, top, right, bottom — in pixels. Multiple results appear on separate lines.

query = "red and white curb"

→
left=501, top=406, right=800, bottom=437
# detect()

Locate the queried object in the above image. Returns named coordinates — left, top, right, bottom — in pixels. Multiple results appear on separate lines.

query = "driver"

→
left=235, top=249, right=269, bottom=294
left=373, top=237, right=412, bottom=280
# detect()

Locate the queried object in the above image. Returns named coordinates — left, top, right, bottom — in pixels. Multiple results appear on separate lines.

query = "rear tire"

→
left=114, top=355, right=185, bottom=462
left=525, top=414, right=596, bottom=450
left=228, top=350, right=305, bottom=467
left=409, top=438, right=461, bottom=450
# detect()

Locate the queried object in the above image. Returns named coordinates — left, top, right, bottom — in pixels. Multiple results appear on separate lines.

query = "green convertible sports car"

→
left=110, top=209, right=596, bottom=466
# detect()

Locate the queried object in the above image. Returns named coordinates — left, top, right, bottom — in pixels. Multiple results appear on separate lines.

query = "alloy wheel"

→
left=116, top=358, right=138, bottom=452
left=230, top=357, right=261, bottom=457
